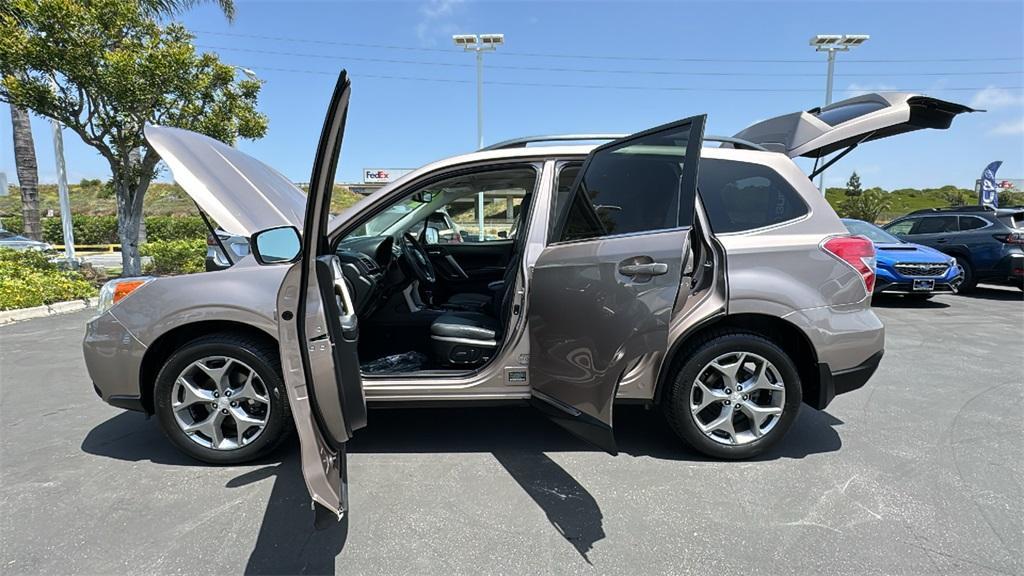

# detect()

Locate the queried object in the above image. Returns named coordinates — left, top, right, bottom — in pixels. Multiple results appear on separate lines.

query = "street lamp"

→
left=454, top=33, right=504, bottom=239
left=49, top=75, right=75, bottom=263
left=810, top=34, right=869, bottom=193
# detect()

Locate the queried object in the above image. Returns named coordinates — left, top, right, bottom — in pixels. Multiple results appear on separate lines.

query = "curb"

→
left=0, top=297, right=100, bottom=325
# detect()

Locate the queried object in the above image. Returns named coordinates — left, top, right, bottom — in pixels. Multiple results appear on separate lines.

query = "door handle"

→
left=618, top=262, right=669, bottom=277
left=936, top=238, right=948, bottom=244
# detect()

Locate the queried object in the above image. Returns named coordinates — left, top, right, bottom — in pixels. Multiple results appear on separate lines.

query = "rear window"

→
left=958, top=216, right=989, bottom=231
left=997, top=212, right=1024, bottom=229
left=814, top=100, right=888, bottom=127
left=698, top=158, right=809, bottom=234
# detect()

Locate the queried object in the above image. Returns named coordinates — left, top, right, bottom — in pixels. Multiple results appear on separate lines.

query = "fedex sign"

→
left=363, top=168, right=412, bottom=184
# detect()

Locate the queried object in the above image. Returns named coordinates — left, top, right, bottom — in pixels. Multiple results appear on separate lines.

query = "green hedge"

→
left=0, top=249, right=97, bottom=311
left=141, top=239, right=206, bottom=275
left=0, top=215, right=208, bottom=244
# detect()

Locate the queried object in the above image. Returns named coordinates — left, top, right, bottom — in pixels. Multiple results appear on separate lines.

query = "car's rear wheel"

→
left=953, top=256, right=977, bottom=293
left=154, top=333, right=291, bottom=464
left=663, top=332, right=802, bottom=460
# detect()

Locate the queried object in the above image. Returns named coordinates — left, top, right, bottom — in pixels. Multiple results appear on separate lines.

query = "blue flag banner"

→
left=980, top=161, right=1002, bottom=208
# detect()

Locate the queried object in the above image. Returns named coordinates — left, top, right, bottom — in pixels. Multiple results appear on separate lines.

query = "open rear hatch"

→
left=731, top=93, right=976, bottom=160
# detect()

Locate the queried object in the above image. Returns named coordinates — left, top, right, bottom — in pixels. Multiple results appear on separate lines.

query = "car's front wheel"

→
left=663, top=332, right=802, bottom=460
left=154, top=333, right=291, bottom=464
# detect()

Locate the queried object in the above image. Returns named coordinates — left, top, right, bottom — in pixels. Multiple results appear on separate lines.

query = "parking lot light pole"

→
left=454, top=33, right=504, bottom=239
left=810, top=34, right=870, bottom=194
left=49, top=75, right=75, bottom=263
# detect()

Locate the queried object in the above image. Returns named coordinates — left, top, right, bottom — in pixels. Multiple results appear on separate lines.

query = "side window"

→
left=698, top=158, right=809, bottom=234
left=958, top=216, right=988, bottom=231
left=913, top=216, right=958, bottom=234
left=885, top=219, right=917, bottom=235
left=556, top=124, right=694, bottom=242
left=550, top=163, right=582, bottom=242
left=417, top=167, right=537, bottom=244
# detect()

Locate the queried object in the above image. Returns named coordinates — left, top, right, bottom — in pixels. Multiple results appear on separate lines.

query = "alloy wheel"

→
left=690, top=351, right=786, bottom=446
left=171, top=356, right=271, bottom=450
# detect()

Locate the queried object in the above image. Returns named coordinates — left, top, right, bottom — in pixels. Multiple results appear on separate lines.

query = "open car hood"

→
left=731, top=93, right=976, bottom=159
left=145, top=125, right=306, bottom=236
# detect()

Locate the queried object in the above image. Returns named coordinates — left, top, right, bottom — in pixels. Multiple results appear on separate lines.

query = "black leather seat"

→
left=429, top=311, right=498, bottom=366
left=442, top=193, right=533, bottom=313
left=445, top=292, right=492, bottom=311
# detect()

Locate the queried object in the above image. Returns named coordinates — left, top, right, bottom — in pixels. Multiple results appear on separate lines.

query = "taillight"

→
left=994, top=232, right=1024, bottom=245
left=823, top=235, right=876, bottom=294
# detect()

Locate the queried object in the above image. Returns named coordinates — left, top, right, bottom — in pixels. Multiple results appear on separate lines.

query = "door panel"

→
left=276, top=70, right=366, bottom=527
left=529, top=115, right=706, bottom=454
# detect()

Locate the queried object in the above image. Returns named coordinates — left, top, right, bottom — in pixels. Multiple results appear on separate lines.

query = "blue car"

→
left=842, top=219, right=961, bottom=298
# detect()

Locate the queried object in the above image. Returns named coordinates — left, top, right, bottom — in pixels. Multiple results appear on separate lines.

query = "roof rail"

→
left=479, top=134, right=768, bottom=152
left=909, top=205, right=994, bottom=214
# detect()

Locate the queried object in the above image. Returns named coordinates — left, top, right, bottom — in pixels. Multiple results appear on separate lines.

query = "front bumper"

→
left=811, top=350, right=884, bottom=410
left=875, top=265, right=961, bottom=294
left=83, top=311, right=148, bottom=412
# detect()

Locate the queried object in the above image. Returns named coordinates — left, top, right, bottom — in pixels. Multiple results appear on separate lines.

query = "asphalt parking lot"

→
left=1, top=287, right=1022, bottom=575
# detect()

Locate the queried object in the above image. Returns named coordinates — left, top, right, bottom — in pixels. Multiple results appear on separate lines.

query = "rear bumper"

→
left=811, top=350, right=884, bottom=410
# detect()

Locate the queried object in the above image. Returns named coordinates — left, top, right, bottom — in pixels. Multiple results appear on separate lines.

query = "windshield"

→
left=348, top=197, right=425, bottom=238
left=842, top=218, right=902, bottom=244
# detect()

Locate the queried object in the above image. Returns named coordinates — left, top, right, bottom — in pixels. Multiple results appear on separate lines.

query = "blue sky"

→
left=1, top=0, right=1022, bottom=191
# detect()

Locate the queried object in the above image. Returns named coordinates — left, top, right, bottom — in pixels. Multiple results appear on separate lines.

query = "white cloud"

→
left=970, top=86, right=1024, bottom=110
left=990, top=118, right=1024, bottom=135
left=415, top=0, right=465, bottom=45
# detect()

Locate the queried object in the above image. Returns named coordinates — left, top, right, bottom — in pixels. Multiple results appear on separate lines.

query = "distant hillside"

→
left=0, top=182, right=362, bottom=219
left=824, top=185, right=1023, bottom=223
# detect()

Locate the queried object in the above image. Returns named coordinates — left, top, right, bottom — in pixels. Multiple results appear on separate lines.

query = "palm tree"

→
left=9, top=104, right=41, bottom=241
left=142, top=0, right=235, bottom=21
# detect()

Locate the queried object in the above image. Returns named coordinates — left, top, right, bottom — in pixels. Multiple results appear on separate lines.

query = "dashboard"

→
left=334, top=235, right=401, bottom=316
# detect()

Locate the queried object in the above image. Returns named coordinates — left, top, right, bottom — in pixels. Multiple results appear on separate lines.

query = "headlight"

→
left=96, top=277, right=153, bottom=315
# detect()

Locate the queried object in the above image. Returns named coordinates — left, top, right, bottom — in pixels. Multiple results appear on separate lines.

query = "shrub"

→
left=140, top=239, right=206, bottom=275
left=0, top=215, right=208, bottom=244
left=144, top=216, right=208, bottom=242
left=0, top=249, right=96, bottom=310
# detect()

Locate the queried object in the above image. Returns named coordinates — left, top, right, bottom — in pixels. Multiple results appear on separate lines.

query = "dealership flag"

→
left=980, top=161, right=1002, bottom=208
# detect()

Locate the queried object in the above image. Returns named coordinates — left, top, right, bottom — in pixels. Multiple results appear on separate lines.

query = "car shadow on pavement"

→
left=81, top=405, right=843, bottom=573
left=871, top=294, right=951, bottom=309
left=961, top=285, right=1024, bottom=301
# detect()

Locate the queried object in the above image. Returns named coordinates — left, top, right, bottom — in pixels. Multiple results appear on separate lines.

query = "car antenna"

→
left=192, top=201, right=235, bottom=267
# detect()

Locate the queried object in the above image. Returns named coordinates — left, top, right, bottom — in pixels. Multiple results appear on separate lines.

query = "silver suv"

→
left=84, top=73, right=972, bottom=525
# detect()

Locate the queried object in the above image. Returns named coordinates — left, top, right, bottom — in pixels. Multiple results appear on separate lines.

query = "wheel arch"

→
left=139, top=320, right=279, bottom=414
left=654, top=313, right=821, bottom=407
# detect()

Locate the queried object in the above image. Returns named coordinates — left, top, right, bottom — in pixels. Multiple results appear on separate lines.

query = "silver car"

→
left=84, top=73, right=972, bottom=525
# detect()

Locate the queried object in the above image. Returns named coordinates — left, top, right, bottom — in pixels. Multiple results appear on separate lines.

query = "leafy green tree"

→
left=845, top=171, right=863, bottom=197
left=0, top=0, right=266, bottom=275
left=839, top=189, right=892, bottom=223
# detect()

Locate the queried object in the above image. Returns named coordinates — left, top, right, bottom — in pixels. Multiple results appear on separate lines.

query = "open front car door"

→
left=274, top=71, right=368, bottom=529
left=528, top=115, right=707, bottom=455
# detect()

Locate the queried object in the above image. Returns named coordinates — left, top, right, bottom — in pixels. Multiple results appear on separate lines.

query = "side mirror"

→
left=251, top=226, right=301, bottom=265
left=424, top=226, right=440, bottom=245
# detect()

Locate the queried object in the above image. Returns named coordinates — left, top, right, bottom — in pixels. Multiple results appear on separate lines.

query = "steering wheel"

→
left=401, top=232, right=436, bottom=285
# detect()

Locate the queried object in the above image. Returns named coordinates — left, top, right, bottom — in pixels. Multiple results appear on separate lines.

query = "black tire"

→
left=953, top=256, right=977, bottom=293
left=154, top=333, right=292, bottom=465
left=662, top=331, right=802, bottom=460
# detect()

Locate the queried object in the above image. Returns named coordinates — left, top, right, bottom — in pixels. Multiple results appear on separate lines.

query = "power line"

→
left=196, top=44, right=1024, bottom=78
left=192, top=29, right=1024, bottom=64
left=238, top=64, right=1021, bottom=93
